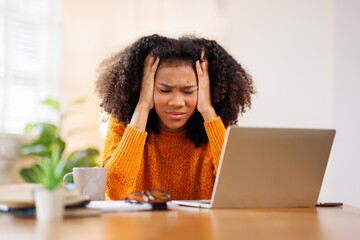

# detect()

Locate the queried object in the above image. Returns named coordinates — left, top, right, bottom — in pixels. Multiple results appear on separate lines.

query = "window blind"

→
left=0, top=0, right=61, bottom=159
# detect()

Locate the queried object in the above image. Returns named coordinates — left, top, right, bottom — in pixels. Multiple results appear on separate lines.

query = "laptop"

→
left=172, top=126, right=336, bottom=208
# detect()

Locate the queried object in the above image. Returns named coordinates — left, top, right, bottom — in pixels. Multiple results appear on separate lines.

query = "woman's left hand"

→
left=196, top=50, right=217, bottom=121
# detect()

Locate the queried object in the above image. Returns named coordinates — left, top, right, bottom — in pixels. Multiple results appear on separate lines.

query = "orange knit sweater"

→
left=101, top=116, right=226, bottom=200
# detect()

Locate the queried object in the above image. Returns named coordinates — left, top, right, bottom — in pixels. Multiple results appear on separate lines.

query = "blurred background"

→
left=0, top=0, right=359, bottom=207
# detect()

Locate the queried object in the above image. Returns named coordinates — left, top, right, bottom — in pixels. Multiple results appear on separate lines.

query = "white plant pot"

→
left=34, top=188, right=65, bottom=221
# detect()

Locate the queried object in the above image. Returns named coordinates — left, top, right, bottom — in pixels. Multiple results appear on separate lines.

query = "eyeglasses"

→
left=125, top=189, right=171, bottom=204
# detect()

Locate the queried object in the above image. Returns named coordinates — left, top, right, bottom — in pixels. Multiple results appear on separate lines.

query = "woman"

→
left=95, top=34, right=255, bottom=200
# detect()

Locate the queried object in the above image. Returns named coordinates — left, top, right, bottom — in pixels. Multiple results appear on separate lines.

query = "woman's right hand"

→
left=137, top=54, right=160, bottom=111
left=130, top=54, right=160, bottom=132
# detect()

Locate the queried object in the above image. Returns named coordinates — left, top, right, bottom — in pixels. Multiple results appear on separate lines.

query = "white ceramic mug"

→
left=63, top=167, right=108, bottom=201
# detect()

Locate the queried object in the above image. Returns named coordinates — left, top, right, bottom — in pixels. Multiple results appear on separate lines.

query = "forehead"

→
left=155, top=62, right=197, bottom=86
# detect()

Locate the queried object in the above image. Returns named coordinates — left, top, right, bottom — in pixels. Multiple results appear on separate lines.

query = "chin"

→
left=167, top=122, right=186, bottom=131
left=158, top=117, right=188, bottom=133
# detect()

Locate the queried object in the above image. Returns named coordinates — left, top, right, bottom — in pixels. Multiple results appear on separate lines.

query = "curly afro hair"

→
left=95, top=34, right=255, bottom=147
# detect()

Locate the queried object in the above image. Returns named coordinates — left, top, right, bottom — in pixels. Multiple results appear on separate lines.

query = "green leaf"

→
left=67, top=98, right=86, bottom=107
left=62, top=148, right=100, bottom=182
left=41, top=98, right=60, bottom=112
left=20, top=123, right=65, bottom=158
left=23, top=123, right=59, bottom=142
left=19, top=97, right=100, bottom=187
left=34, top=123, right=58, bottom=142
left=20, top=164, right=42, bottom=183
left=24, top=123, right=37, bottom=132
left=35, top=146, right=66, bottom=190
left=20, top=139, right=65, bottom=158
left=20, top=144, right=47, bottom=156
left=20, top=147, right=99, bottom=185
left=65, top=148, right=99, bottom=168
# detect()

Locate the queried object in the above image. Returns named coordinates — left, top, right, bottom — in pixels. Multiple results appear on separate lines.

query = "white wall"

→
left=324, top=0, right=360, bottom=207
left=222, top=0, right=334, bottom=129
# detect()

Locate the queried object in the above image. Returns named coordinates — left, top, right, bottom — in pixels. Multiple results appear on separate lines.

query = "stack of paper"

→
left=86, top=201, right=175, bottom=212
left=87, top=201, right=153, bottom=212
left=0, top=183, right=98, bottom=217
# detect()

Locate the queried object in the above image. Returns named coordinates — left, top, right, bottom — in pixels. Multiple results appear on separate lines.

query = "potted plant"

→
left=19, top=98, right=99, bottom=184
left=33, top=144, right=67, bottom=221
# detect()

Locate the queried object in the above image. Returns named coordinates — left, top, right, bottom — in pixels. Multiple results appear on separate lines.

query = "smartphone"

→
left=316, top=202, right=343, bottom=207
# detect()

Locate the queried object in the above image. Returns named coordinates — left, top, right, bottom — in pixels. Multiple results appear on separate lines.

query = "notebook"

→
left=172, top=126, right=336, bottom=208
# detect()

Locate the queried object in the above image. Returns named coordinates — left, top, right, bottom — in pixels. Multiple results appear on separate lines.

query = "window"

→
left=0, top=0, right=61, bottom=159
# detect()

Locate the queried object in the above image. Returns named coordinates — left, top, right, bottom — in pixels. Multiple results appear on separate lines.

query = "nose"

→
left=168, top=92, right=185, bottom=108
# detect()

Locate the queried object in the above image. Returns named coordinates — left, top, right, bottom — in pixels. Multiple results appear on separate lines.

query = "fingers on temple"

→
left=200, top=49, right=205, bottom=62
left=199, top=49, right=208, bottom=70
left=144, top=55, right=159, bottom=74
left=149, top=57, right=160, bottom=78
left=196, top=60, right=203, bottom=77
left=143, top=55, right=152, bottom=73
left=145, top=54, right=155, bottom=65
left=152, top=56, right=160, bottom=70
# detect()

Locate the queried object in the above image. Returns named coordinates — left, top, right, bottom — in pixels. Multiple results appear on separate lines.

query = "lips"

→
left=166, top=112, right=186, bottom=120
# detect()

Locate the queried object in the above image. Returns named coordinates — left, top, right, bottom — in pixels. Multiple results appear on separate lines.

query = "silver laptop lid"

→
left=211, top=126, right=335, bottom=208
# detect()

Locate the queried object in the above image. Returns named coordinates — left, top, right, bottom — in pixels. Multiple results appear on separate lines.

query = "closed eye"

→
left=184, top=91, right=195, bottom=94
left=160, top=89, right=171, bottom=93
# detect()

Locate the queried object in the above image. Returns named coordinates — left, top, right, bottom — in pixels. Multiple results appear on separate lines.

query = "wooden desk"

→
left=0, top=205, right=359, bottom=240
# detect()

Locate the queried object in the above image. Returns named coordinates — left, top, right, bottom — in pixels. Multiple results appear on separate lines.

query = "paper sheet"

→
left=86, top=201, right=153, bottom=212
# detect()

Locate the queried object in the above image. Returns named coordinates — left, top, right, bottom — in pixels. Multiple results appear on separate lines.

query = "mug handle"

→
left=63, top=172, right=74, bottom=183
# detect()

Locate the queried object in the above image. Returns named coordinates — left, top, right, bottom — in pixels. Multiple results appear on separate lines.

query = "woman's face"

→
left=154, top=61, right=198, bottom=133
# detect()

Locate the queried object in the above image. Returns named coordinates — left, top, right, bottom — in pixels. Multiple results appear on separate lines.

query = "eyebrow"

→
left=158, top=83, right=197, bottom=89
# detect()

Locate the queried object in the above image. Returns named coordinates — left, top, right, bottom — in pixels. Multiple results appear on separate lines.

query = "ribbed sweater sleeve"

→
left=203, top=116, right=227, bottom=175
left=101, top=116, right=147, bottom=200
